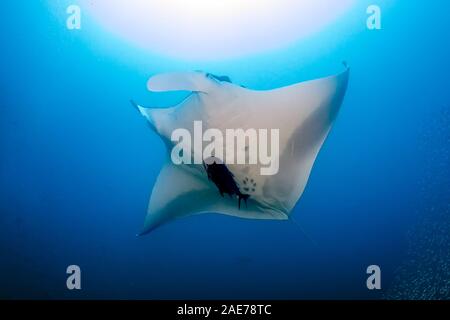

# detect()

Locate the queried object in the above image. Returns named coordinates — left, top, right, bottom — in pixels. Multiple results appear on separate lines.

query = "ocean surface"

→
left=0, top=0, right=449, bottom=299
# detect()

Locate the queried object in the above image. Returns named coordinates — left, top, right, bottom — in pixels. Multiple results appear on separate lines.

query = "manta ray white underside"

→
left=134, top=65, right=349, bottom=234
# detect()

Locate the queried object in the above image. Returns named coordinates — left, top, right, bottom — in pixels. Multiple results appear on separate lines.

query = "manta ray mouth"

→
left=203, top=158, right=250, bottom=209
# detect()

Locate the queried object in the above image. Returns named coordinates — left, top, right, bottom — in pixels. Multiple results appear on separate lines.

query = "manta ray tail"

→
left=289, top=215, right=320, bottom=248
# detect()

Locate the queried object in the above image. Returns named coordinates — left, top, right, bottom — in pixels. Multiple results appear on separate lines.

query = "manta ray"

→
left=133, top=64, right=349, bottom=235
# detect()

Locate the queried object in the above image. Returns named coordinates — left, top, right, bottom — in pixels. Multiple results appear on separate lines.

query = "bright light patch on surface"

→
left=80, top=0, right=355, bottom=60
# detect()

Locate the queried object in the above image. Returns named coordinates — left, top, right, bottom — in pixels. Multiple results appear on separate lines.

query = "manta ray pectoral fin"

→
left=130, top=100, right=160, bottom=133
left=147, top=71, right=217, bottom=93
left=263, top=64, right=350, bottom=212
left=130, top=100, right=178, bottom=144
left=139, top=163, right=210, bottom=235
left=139, top=162, right=287, bottom=234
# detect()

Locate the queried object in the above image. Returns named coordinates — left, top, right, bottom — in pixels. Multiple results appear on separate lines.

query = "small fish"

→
left=203, top=158, right=249, bottom=209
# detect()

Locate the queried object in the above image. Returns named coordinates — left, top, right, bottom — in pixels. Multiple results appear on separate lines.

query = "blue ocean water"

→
left=0, top=1, right=449, bottom=299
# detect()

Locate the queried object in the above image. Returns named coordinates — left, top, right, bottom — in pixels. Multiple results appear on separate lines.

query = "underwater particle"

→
left=384, top=106, right=450, bottom=300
